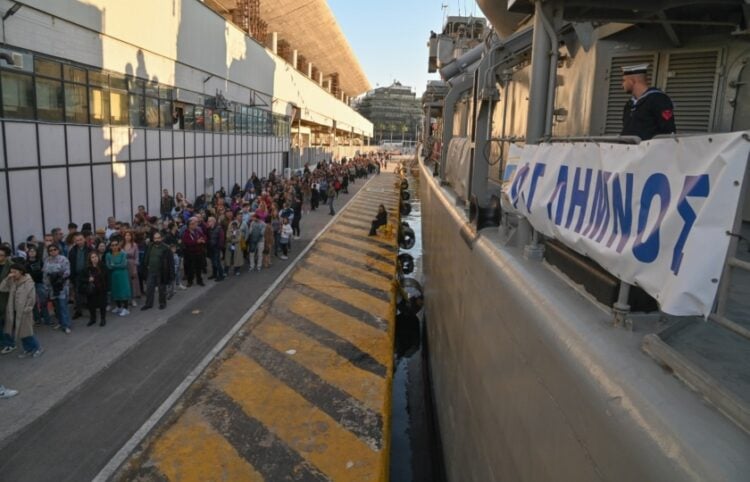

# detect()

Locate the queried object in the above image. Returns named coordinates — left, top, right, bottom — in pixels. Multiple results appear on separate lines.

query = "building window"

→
left=159, top=100, right=171, bottom=128
left=89, top=87, right=110, bottom=125
left=194, top=105, right=205, bottom=130
left=35, top=58, right=61, bottom=79
left=110, top=89, right=129, bottom=125
left=1, top=71, right=34, bottom=119
left=64, top=83, right=88, bottom=123
left=145, top=96, right=159, bottom=128
left=88, top=70, right=108, bottom=87
left=36, top=77, right=63, bottom=121
left=63, top=64, right=87, bottom=84
left=129, top=94, right=145, bottom=127
left=183, top=105, right=195, bottom=130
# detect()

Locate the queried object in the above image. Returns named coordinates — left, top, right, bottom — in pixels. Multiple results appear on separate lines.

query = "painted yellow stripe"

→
left=347, top=205, right=399, bottom=217
left=323, top=232, right=396, bottom=259
left=331, top=223, right=395, bottom=243
left=150, top=407, right=264, bottom=482
left=293, top=267, right=391, bottom=320
left=306, top=252, right=394, bottom=292
left=350, top=200, right=399, bottom=210
left=254, top=315, right=386, bottom=412
left=337, top=217, right=372, bottom=228
left=316, top=242, right=393, bottom=276
left=212, top=355, right=385, bottom=482
left=276, top=289, right=391, bottom=368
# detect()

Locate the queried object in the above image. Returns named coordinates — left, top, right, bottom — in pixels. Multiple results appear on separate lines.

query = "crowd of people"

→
left=0, top=153, right=387, bottom=372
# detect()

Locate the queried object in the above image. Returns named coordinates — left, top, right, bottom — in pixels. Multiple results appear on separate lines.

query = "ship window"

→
left=2, top=71, right=34, bottom=119
left=35, top=77, right=63, bottom=121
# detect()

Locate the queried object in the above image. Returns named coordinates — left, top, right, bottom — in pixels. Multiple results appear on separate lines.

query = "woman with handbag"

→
left=86, top=252, right=108, bottom=327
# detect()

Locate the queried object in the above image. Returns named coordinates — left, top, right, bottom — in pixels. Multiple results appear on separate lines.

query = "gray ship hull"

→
left=418, top=159, right=750, bottom=482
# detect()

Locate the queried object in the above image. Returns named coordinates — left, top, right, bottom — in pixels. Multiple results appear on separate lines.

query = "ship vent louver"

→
left=603, top=54, right=657, bottom=135
left=663, top=50, right=720, bottom=133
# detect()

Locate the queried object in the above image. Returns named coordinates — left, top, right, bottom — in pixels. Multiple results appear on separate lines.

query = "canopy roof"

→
left=207, top=0, right=371, bottom=97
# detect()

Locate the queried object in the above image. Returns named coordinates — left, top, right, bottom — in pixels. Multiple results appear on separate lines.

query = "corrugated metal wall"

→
left=0, top=121, right=288, bottom=246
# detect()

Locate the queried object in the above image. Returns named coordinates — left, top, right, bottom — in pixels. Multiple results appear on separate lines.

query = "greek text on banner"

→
left=502, top=132, right=750, bottom=316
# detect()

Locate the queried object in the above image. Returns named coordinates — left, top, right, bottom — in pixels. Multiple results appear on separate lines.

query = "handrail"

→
left=543, top=135, right=642, bottom=144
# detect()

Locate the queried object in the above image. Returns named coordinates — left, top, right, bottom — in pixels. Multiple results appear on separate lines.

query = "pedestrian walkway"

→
left=115, top=172, right=401, bottom=481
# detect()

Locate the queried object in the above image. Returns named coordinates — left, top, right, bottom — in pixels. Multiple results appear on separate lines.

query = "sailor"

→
left=620, top=64, right=676, bottom=140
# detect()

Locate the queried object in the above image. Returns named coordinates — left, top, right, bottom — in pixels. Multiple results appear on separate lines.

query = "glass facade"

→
left=0, top=52, right=291, bottom=137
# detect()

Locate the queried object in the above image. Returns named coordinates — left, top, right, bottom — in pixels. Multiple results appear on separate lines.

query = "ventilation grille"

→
left=603, top=54, right=656, bottom=135
left=664, top=51, right=719, bottom=133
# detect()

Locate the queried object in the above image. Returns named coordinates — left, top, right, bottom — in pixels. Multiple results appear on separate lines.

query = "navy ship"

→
left=419, top=1, right=750, bottom=480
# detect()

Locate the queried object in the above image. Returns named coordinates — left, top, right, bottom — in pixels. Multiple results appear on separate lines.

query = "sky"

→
left=327, top=0, right=484, bottom=98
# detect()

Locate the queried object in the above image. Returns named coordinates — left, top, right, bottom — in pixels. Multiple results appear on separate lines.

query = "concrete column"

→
left=271, top=32, right=278, bottom=55
left=292, top=49, right=298, bottom=69
left=318, top=71, right=323, bottom=85
left=307, top=62, right=313, bottom=78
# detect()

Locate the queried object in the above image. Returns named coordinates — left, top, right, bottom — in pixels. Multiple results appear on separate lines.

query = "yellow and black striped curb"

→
left=118, top=173, right=402, bottom=482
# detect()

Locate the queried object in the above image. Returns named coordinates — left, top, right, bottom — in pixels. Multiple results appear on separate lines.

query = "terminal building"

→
left=356, top=81, right=422, bottom=145
left=0, top=0, right=373, bottom=247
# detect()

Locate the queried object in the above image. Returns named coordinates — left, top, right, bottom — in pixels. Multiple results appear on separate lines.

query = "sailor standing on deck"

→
left=620, top=64, right=676, bottom=140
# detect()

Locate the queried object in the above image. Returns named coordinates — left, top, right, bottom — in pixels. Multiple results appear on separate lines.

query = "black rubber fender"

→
left=400, top=179, right=409, bottom=190
left=399, top=225, right=416, bottom=250
left=398, top=253, right=415, bottom=274
left=400, top=201, right=412, bottom=216
left=401, top=190, right=410, bottom=201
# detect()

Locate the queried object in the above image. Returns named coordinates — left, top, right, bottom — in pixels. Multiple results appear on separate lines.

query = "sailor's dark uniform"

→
left=621, top=87, right=676, bottom=140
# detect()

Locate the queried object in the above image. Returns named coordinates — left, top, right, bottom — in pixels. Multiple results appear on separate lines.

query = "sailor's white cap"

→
left=621, top=63, right=649, bottom=75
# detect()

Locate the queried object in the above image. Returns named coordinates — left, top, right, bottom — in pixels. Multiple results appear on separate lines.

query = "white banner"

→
left=502, top=132, right=750, bottom=316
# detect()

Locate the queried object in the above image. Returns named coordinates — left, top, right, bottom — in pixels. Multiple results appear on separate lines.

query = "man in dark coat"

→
left=141, top=232, right=174, bottom=310
left=67, top=232, right=91, bottom=319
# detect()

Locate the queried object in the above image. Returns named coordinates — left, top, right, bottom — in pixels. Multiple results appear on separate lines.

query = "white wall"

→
left=0, top=119, right=286, bottom=243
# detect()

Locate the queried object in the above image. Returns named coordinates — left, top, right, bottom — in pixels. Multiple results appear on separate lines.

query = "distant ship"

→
left=419, top=1, right=750, bottom=480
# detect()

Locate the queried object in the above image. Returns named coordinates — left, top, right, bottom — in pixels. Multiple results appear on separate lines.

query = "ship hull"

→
left=418, top=159, right=750, bottom=482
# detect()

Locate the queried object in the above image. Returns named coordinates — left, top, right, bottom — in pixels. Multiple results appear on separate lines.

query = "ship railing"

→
left=708, top=135, right=750, bottom=342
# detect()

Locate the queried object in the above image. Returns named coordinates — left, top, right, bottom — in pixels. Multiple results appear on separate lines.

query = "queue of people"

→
left=0, top=153, right=386, bottom=368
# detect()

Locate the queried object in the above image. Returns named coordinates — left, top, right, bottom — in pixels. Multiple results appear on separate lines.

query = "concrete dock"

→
left=116, top=172, right=402, bottom=481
